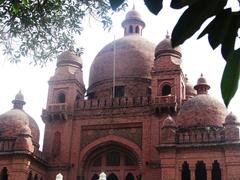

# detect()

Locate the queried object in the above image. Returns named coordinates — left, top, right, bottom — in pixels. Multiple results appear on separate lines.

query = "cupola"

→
left=194, top=74, right=210, bottom=94
left=121, top=5, right=145, bottom=36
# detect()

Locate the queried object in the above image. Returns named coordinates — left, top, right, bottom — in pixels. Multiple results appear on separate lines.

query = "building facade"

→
left=0, top=8, right=240, bottom=180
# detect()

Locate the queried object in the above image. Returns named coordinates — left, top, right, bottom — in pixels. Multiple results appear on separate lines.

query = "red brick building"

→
left=0, top=8, right=240, bottom=180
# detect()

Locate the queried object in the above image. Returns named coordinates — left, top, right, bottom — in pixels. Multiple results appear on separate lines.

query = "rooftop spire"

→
left=12, top=91, right=26, bottom=110
left=194, top=73, right=210, bottom=94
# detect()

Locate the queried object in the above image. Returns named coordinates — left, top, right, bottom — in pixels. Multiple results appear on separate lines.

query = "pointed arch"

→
left=34, top=174, right=39, bottom=180
left=162, top=84, right=171, bottom=96
left=129, top=26, right=133, bottom=33
left=125, top=173, right=134, bottom=180
left=135, top=26, right=140, bottom=33
left=27, top=171, right=33, bottom=180
left=52, top=131, right=61, bottom=158
left=212, top=160, right=221, bottom=180
left=57, top=92, right=65, bottom=103
left=181, top=161, right=190, bottom=180
left=195, top=161, right=207, bottom=180
left=91, top=174, right=99, bottom=180
left=0, top=167, right=8, bottom=180
left=107, top=173, right=118, bottom=180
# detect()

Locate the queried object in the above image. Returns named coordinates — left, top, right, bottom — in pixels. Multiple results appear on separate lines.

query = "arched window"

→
left=181, top=161, right=190, bottom=180
left=57, top=92, right=65, bottom=103
left=129, top=26, right=133, bottom=33
left=162, top=84, right=171, bottom=96
left=0, top=167, right=8, bottom=180
left=195, top=161, right=207, bottom=180
left=125, top=173, right=134, bottom=180
left=106, top=151, right=120, bottom=166
left=52, top=131, right=61, bottom=158
left=27, top=171, right=33, bottom=180
left=34, top=174, right=39, bottom=180
left=135, top=26, right=140, bottom=33
left=91, top=174, right=99, bottom=180
left=212, top=160, right=221, bottom=180
left=107, top=173, right=118, bottom=180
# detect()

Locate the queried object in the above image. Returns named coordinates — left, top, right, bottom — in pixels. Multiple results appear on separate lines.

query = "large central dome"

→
left=89, top=35, right=155, bottom=87
left=87, top=8, right=155, bottom=98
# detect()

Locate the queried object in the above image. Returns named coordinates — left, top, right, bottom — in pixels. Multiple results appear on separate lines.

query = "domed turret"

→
left=194, top=74, right=210, bottom=94
left=155, top=33, right=181, bottom=58
left=57, top=51, right=82, bottom=68
left=0, top=92, right=40, bottom=147
left=121, top=6, right=145, bottom=36
left=12, top=91, right=25, bottom=109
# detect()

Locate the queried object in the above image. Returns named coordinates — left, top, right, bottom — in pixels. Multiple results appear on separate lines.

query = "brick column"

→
left=190, top=166, right=195, bottom=180
left=207, top=165, right=212, bottom=180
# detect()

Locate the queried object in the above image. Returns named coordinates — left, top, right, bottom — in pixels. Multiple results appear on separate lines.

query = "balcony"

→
left=42, top=103, right=71, bottom=122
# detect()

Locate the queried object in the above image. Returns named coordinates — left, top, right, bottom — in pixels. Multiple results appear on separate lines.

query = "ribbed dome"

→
left=57, top=51, right=82, bottom=67
left=155, top=35, right=181, bottom=58
left=88, top=35, right=155, bottom=87
left=177, top=94, right=228, bottom=128
left=125, top=9, right=142, bottom=20
left=0, top=109, right=40, bottom=144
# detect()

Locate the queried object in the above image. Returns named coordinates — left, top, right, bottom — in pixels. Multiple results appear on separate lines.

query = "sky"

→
left=0, top=1, right=239, bottom=148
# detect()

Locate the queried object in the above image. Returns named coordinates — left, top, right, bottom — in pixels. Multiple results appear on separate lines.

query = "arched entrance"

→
left=107, top=173, right=118, bottom=180
left=83, top=142, right=139, bottom=180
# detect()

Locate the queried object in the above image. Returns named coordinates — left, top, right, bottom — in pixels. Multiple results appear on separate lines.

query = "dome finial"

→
left=12, top=91, right=26, bottom=110
left=166, top=30, right=170, bottom=39
left=194, top=73, right=210, bottom=95
left=132, top=1, right=135, bottom=10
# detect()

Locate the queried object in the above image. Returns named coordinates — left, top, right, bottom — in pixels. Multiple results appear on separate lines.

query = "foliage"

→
left=110, top=0, right=240, bottom=107
left=0, top=0, right=126, bottom=65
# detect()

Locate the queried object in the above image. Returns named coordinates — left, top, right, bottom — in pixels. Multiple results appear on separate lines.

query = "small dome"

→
left=185, top=75, right=196, bottom=97
left=0, top=92, right=40, bottom=145
left=0, top=109, right=40, bottom=144
left=88, top=35, right=155, bottom=88
left=155, top=34, right=181, bottom=58
left=162, top=115, right=176, bottom=128
left=125, top=9, right=142, bottom=20
left=225, top=112, right=238, bottom=124
left=178, top=94, right=228, bottom=128
left=196, top=73, right=208, bottom=86
left=57, top=51, right=82, bottom=67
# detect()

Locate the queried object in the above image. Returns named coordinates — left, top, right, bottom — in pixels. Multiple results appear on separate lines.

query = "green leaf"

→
left=198, top=9, right=232, bottom=50
left=221, top=48, right=240, bottom=107
left=0, top=0, right=4, bottom=5
left=144, top=0, right=163, bottom=15
left=22, top=0, right=28, bottom=6
left=171, top=0, right=200, bottom=9
left=109, top=0, right=125, bottom=10
left=171, top=0, right=227, bottom=47
left=12, top=2, right=20, bottom=14
left=221, top=12, right=240, bottom=60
